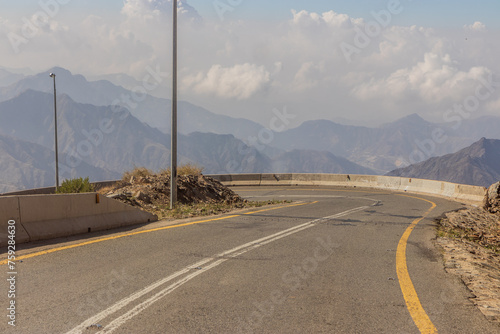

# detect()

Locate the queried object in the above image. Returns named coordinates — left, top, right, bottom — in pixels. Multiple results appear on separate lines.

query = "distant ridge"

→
left=0, top=134, right=119, bottom=192
left=387, top=138, right=500, bottom=187
left=272, top=114, right=500, bottom=173
left=0, top=91, right=372, bottom=192
left=0, top=67, right=264, bottom=139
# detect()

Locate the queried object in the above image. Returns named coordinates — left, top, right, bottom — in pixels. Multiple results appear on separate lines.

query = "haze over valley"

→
left=0, top=67, right=499, bottom=191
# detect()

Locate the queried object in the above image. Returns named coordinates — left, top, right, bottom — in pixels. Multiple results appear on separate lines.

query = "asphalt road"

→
left=1, top=186, right=499, bottom=334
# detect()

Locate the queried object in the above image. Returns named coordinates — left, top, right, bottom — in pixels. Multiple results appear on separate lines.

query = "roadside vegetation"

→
left=56, top=177, right=94, bottom=194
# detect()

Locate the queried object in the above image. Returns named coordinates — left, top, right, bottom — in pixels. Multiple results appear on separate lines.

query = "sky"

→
left=0, top=0, right=499, bottom=127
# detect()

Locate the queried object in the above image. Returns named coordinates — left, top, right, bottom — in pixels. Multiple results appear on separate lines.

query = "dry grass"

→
left=122, top=167, right=153, bottom=182
left=160, top=163, right=204, bottom=177
left=123, top=164, right=204, bottom=182
left=96, top=185, right=116, bottom=195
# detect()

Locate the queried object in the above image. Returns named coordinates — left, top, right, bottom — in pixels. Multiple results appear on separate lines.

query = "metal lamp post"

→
left=170, top=0, right=178, bottom=209
left=49, top=72, right=60, bottom=192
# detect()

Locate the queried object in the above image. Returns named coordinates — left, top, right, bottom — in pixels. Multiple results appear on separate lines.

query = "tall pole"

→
left=170, top=0, right=178, bottom=209
left=50, top=73, right=60, bottom=192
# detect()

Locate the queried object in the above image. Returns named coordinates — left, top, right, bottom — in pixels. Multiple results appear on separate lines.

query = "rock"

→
left=484, top=182, right=500, bottom=214
left=134, top=190, right=151, bottom=204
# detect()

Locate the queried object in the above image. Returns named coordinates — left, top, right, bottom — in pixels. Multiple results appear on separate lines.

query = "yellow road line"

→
left=0, top=202, right=314, bottom=266
left=396, top=195, right=438, bottom=333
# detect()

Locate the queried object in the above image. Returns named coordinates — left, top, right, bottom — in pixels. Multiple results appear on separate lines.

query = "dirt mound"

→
left=438, top=206, right=500, bottom=322
left=442, top=207, right=500, bottom=250
left=100, top=174, right=244, bottom=211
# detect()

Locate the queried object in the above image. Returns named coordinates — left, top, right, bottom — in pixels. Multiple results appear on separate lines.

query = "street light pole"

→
left=170, top=0, right=178, bottom=209
left=49, top=72, right=60, bottom=192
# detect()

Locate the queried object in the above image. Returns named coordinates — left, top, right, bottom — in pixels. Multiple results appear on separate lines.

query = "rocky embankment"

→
left=438, top=182, right=500, bottom=323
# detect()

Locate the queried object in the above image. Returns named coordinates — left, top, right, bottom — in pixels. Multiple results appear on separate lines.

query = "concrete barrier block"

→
left=375, top=176, right=401, bottom=190
left=319, top=174, right=350, bottom=186
left=453, top=184, right=487, bottom=204
left=0, top=197, right=30, bottom=246
left=224, top=174, right=262, bottom=186
left=291, top=173, right=348, bottom=186
left=441, top=182, right=456, bottom=198
left=291, top=173, right=325, bottom=186
left=17, top=193, right=157, bottom=244
left=260, top=173, right=293, bottom=185
left=348, top=175, right=379, bottom=188
left=25, top=211, right=157, bottom=242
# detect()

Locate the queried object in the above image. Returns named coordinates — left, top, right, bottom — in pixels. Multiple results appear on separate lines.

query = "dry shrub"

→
left=161, top=164, right=204, bottom=177
left=122, top=167, right=153, bottom=182
left=178, top=164, right=204, bottom=176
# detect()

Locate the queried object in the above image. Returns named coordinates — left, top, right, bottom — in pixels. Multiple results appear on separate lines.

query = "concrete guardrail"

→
left=0, top=180, right=120, bottom=197
left=207, top=173, right=487, bottom=205
left=0, top=192, right=157, bottom=247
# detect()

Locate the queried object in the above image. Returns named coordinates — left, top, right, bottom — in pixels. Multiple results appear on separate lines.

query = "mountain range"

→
left=0, top=134, right=119, bottom=193
left=0, top=88, right=372, bottom=192
left=0, top=66, right=499, bottom=192
left=271, top=114, right=500, bottom=173
left=387, top=138, right=500, bottom=187
left=0, top=67, right=264, bottom=140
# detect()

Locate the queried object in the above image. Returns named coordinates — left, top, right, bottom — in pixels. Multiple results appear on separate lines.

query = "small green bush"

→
left=57, top=177, right=94, bottom=194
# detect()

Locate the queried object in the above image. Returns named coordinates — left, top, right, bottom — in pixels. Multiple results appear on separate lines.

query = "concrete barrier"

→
left=0, top=197, right=30, bottom=246
left=0, top=193, right=157, bottom=247
left=208, top=173, right=487, bottom=205
left=0, top=180, right=121, bottom=197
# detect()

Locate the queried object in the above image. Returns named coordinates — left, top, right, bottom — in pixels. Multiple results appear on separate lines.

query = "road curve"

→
left=1, top=186, right=498, bottom=334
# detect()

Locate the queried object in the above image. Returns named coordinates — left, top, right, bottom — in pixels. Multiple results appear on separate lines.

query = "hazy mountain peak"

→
left=467, top=137, right=493, bottom=158
left=381, top=113, right=429, bottom=128
left=46, top=66, right=73, bottom=76
left=387, top=138, right=500, bottom=187
left=295, top=119, right=342, bottom=130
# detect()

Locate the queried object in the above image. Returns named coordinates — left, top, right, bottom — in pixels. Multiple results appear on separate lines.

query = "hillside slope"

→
left=0, top=67, right=264, bottom=139
left=387, top=138, right=500, bottom=187
left=0, top=134, right=119, bottom=192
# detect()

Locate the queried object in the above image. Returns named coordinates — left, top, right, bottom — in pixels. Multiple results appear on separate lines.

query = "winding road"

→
left=1, top=186, right=499, bottom=333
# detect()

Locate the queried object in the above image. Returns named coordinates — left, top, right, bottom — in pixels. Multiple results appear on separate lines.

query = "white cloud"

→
left=486, top=97, right=500, bottom=112
left=352, top=53, right=491, bottom=104
left=464, top=21, right=487, bottom=32
left=292, top=61, right=326, bottom=91
left=122, top=0, right=201, bottom=21
left=183, top=63, right=272, bottom=100
left=0, top=17, right=14, bottom=39
left=291, top=10, right=360, bottom=29
left=0, top=5, right=498, bottom=125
